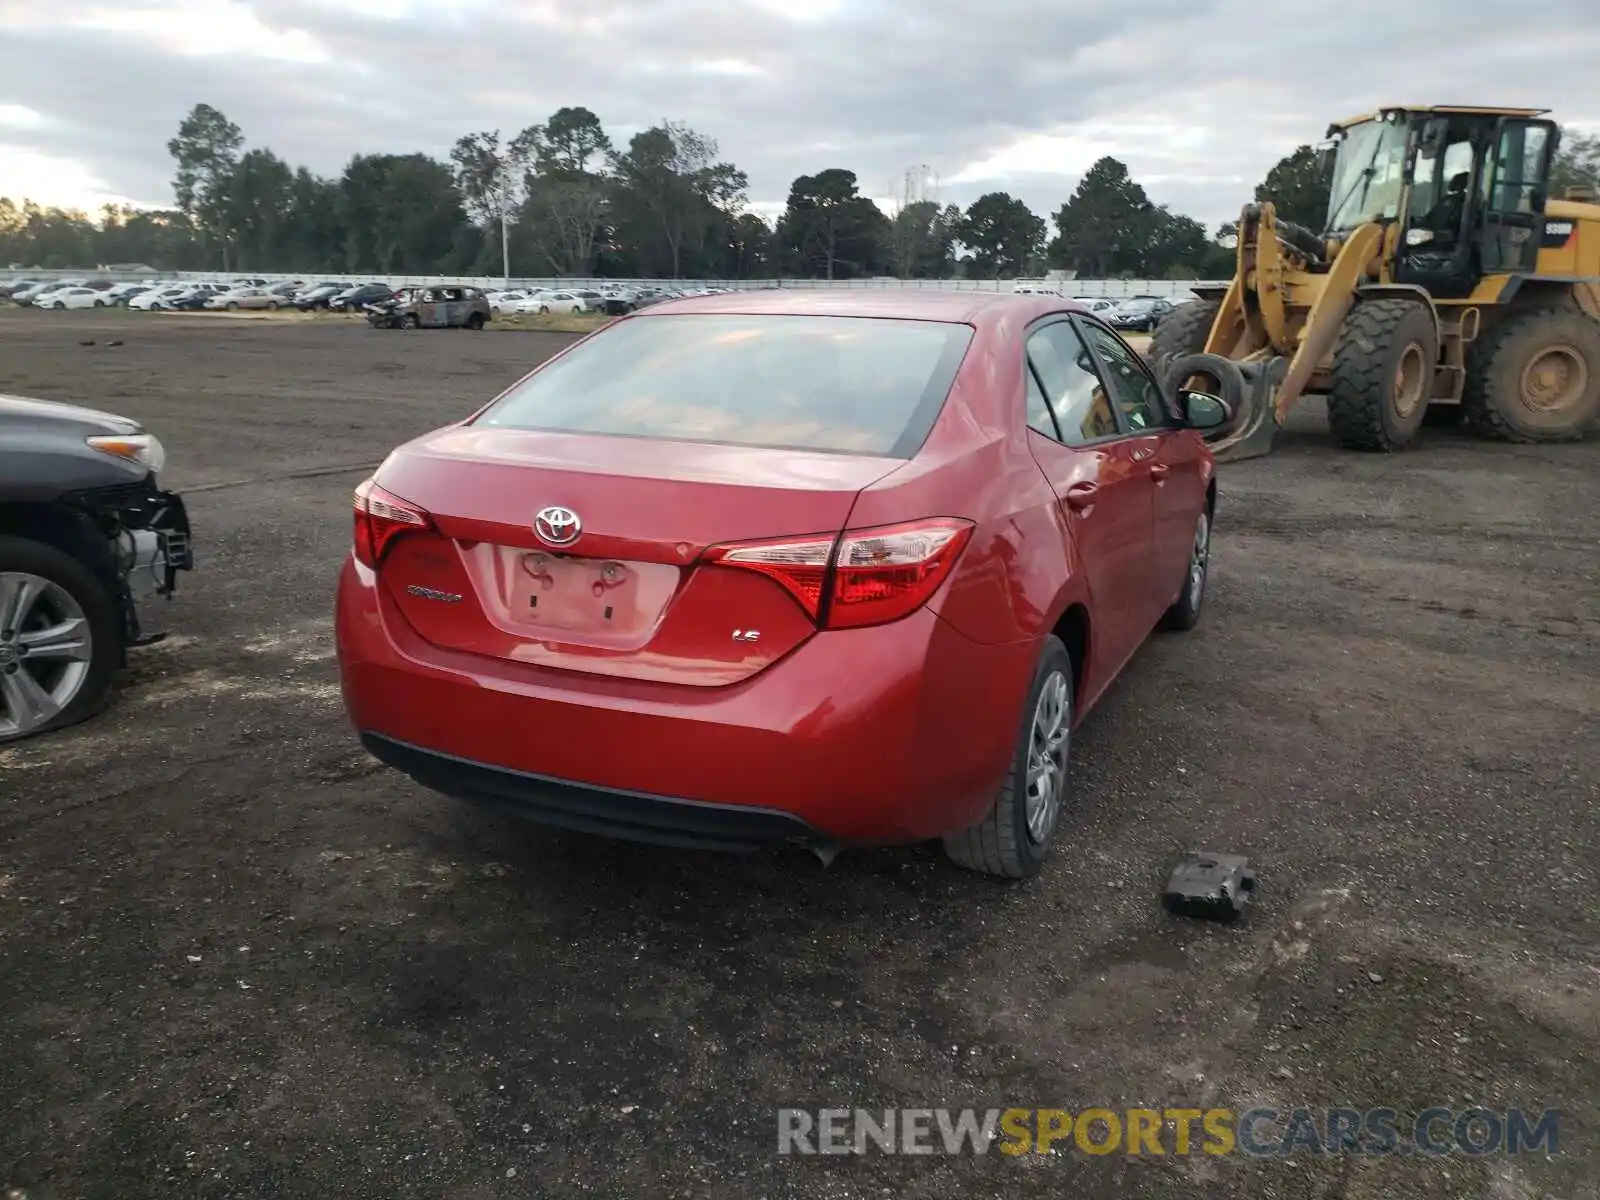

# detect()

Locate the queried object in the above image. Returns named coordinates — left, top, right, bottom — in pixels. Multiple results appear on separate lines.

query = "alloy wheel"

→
left=0, top=572, right=93, bottom=739
left=1188, top=512, right=1211, bottom=610
left=1024, top=669, right=1070, bottom=843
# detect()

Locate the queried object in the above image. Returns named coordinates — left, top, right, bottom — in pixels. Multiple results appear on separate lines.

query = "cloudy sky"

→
left=2, top=0, right=1598, bottom=234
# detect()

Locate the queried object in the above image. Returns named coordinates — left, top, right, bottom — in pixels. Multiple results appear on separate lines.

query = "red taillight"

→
left=706, top=533, right=833, bottom=617
left=828, top=519, right=973, bottom=628
left=706, top=518, right=973, bottom=629
left=352, top=478, right=432, bottom=568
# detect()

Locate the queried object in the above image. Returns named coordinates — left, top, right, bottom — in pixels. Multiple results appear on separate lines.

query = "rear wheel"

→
left=943, top=636, right=1073, bottom=879
left=267, top=300, right=279, bottom=311
left=93, top=299, right=104, bottom=308
left=401, top=314, right=420, bottom=330
left=226, top=301, right=238, bottom=311
left=1462, top=307, right=1600, bottom=442
left=466, top=312, right=485, bottom=330
left=1326, top=298, right=1437, bottom=451
left=1162, top=505, right=1212, bottom=631
left=0, top=538, right=121, bottom=744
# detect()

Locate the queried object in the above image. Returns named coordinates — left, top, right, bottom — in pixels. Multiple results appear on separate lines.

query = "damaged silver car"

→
left=0, top=394, right=195, bottom=742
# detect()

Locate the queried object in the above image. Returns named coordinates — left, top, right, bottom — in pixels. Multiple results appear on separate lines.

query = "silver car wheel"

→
left=1188, top=512, right=1210, bottom=610
left=0, top=572, right=93, bottom=739
left=1024, top=669, right=1070, bottom=843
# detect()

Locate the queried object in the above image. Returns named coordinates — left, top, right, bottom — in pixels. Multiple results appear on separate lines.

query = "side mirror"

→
left=1182, top=389, right=1233, bottom=431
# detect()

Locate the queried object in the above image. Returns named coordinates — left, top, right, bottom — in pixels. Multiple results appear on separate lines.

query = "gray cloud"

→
left=2, top=0, right=1598, bottom=232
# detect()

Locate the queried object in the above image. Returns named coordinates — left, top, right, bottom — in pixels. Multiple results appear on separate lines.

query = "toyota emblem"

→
left=534, top=505, right=582, bottom=546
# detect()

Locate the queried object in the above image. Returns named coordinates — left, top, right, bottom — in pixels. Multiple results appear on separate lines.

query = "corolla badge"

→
left=534, top=505, right=582, bottom=546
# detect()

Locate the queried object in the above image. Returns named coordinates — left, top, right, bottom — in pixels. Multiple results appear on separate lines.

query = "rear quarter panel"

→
left=844, top=313, right=1089, bottom=648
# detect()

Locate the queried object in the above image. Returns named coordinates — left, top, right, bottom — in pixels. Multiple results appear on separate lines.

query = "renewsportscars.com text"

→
left=777, top=1106, right=1561, bottom=1158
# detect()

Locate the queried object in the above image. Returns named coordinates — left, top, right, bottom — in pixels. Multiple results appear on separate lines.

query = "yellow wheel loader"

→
left=1150, top=106, right=1600, bottom=461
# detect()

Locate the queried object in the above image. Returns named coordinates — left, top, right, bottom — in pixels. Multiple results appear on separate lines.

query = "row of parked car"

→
left=1, top=274, right=738, bottom=319
left=1011, top=284, right=1193, bottom=333
left=486, top=284, right=731, bottom=317
left=0, top=275, right=405, bottom=313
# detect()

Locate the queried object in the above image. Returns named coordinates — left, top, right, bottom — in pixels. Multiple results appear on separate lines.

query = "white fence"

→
left=8, top=268, right=1223, bottom=301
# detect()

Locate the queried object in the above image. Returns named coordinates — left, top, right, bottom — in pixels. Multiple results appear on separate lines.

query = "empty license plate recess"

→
left=468, top=544, right=681, bottom=642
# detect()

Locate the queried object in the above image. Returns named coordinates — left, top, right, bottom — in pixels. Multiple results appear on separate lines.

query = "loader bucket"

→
left=1161, top=353, right=1285, bottom=464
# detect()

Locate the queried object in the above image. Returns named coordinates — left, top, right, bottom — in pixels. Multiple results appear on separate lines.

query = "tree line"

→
left=5, top=104, right=1599, bottom=280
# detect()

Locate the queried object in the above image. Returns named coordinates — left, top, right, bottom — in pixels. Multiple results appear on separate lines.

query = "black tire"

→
left=401, top=314, right=420, bottom=330
left=53, top=301, right=65, bottom=310
left=1461, top=307, right=1600, bottom=443
left=943, top=636, right=1074, bottom=879
left=93, top=299, right=104, bottom=308
left=466, top=312, right=485, bottom=330
left=226, top=301, right=238, bottom=311
left=1161, top=352, right=1248, bottom=443
left=1150, top=301, right=1221, bottom=374
left=0, top=535, right=122, bottom=744
left=267, top=300, right=279, bottom=311
left=1327, top=298, right=1438, bottom=451
left=1162, top=500, right=1213, bottom=631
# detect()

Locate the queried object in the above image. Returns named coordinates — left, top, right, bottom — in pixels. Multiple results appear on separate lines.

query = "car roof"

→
left=634, top=288, right=1083, bottom=327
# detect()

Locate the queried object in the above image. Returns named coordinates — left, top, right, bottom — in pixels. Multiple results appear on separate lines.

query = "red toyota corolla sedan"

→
left=336, top=290, right=1228, bottom=877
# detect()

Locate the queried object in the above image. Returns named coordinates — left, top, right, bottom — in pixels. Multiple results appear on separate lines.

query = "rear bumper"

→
left=337, top=556, right=1038, bottom=844
left=361, top=732, right=822, bottom=852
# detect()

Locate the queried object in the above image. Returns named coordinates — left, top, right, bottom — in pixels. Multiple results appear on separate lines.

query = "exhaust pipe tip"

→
left=806, top=839, right=841, bottom=868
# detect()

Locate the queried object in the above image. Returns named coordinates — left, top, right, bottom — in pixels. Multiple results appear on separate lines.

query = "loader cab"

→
left=1324, top=107, right=1558, bottom=299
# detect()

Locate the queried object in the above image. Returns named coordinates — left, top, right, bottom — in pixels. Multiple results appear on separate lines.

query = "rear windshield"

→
left=477, top=313, right=974, bottom=456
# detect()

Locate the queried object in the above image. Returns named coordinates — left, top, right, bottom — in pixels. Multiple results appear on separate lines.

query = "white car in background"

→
left=130, top=284, right=191, bottom=310
left=1012, top=281, right=1062, bottom=296
left=1071, top=297, right=1118, bottom=315
left=14, top=280, right=87, bottom=306
left=39, top=286, right=108, bottom=310
left=511, top=289, right=585, bottom=315
left=487, top=289, right=533, bottom=314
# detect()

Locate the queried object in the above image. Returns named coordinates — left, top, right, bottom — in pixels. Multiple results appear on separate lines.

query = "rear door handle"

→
left=1149, top=463, right=1170, bottom=482
left=1064, top=482, right=1098, bottom=511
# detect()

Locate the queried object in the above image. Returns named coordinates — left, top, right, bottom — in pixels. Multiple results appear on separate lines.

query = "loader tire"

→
left=1149, top=300, right=1220, bottom=373
left=1461, top=307, right=1600, bottom=443
left=1326, top=298, right=1437, bottom=451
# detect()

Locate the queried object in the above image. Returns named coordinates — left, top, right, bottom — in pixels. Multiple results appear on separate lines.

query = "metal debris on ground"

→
left=1162, top=851, right=1257, bottom=923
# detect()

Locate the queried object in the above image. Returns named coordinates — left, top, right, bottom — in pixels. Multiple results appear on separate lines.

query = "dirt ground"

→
left=1, top=307, right=1597, bottom=1200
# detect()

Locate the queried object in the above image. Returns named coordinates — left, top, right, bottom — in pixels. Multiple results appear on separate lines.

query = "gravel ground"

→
left=1, top=308, right=1597, bottom=1200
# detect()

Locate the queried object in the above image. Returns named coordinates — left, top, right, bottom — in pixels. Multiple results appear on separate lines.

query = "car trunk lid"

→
left=372, top=428, right=905, bottom=686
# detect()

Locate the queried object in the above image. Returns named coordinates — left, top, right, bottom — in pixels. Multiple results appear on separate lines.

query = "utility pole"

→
left=500, top=161, right=512, bottom=288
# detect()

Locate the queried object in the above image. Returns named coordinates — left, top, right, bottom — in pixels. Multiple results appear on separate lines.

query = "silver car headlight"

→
left=86, top=432, right=166, bottom=475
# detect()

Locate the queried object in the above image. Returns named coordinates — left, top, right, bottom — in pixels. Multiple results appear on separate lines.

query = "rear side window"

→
left=479, top=314, right=974, bottom=457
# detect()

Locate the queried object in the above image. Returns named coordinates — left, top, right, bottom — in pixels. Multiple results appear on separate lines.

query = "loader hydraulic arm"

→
left=1173, top=201, right=1386, bottom=461
left=1268, top=220, right=1384, bottom=424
